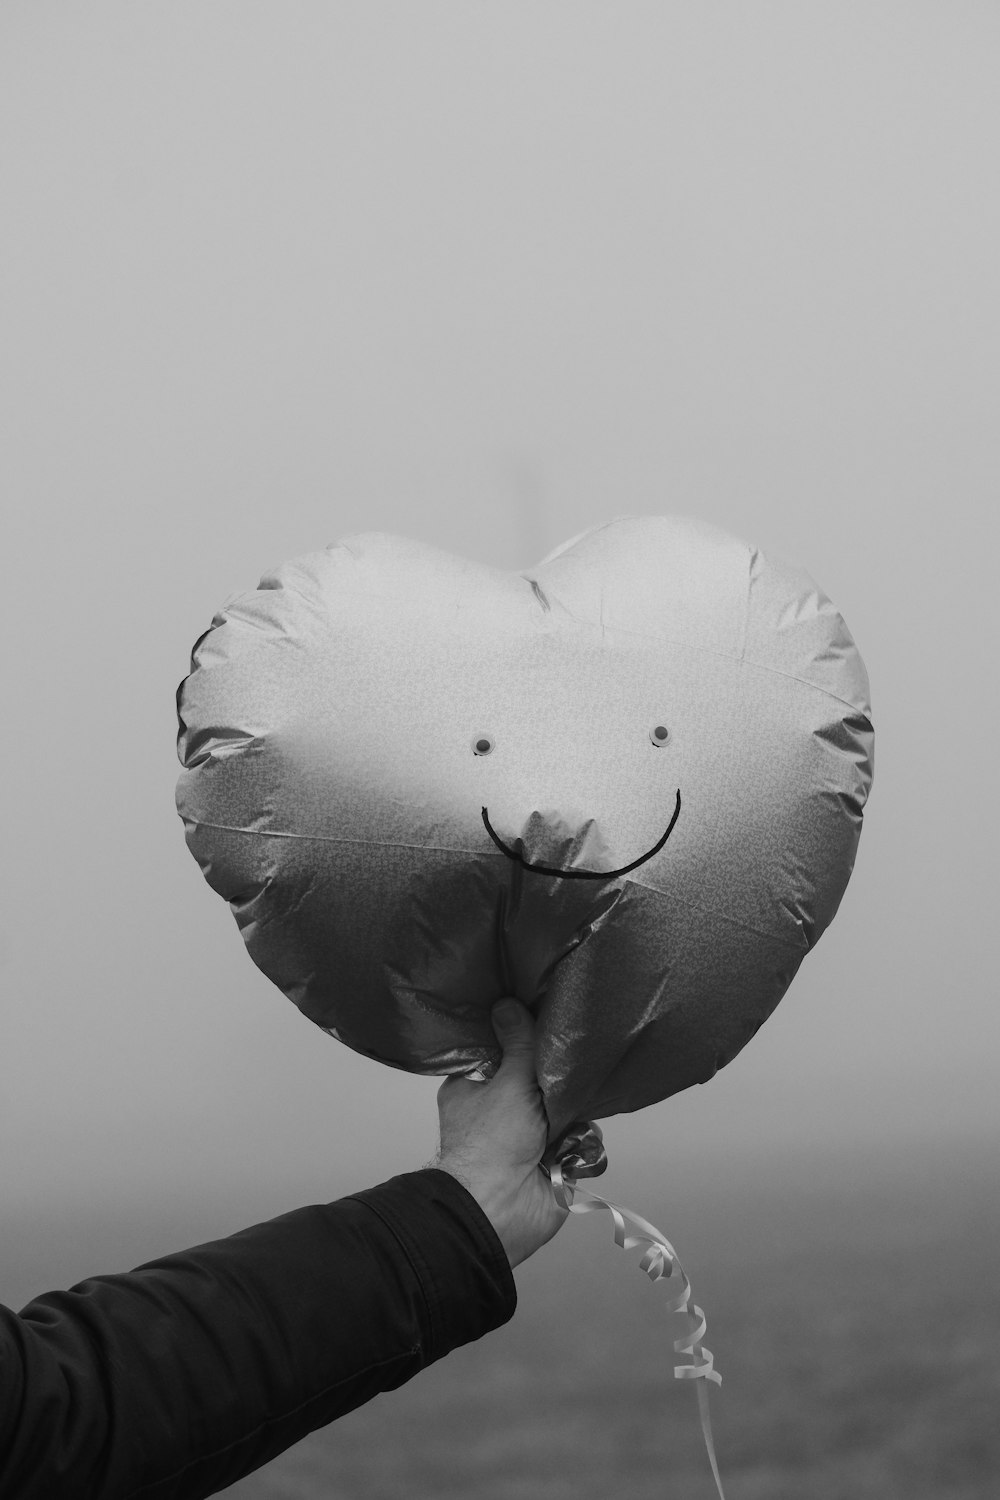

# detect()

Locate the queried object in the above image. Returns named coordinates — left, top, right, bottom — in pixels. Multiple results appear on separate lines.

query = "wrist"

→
left=431, top=1155, right=521, bottom=1265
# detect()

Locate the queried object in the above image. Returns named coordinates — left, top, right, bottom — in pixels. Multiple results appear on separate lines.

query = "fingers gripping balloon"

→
left=177, top=517, right=872, bottom=1496
left=176, top=515, right=873, bottom=1140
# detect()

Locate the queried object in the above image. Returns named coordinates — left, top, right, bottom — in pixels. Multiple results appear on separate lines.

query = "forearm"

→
left=0, top=1170, right=515, bottom=1500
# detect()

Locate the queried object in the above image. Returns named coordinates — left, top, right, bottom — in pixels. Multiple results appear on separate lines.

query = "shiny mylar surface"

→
left=176, top=517, right=873, bottom=1138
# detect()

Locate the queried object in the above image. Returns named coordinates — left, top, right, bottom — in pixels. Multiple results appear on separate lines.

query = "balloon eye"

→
left=472, top=733, right=495, bottom=756
left=649, top=724, right=671, bottom=747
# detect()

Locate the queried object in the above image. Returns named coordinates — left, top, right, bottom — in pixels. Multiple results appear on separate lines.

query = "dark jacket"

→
left=0, top=1169, right=516, bottom=1499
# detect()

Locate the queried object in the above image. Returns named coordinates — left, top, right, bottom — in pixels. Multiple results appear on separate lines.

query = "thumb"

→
left=490, top=998, right=536, bottom=1068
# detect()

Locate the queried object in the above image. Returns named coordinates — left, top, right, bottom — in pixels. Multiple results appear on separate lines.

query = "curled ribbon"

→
left=548, top=1157, right=727, bottom=1500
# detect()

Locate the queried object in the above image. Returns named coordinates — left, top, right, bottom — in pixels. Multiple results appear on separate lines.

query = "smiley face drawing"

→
left=177, top=516, right=873, bottom=1137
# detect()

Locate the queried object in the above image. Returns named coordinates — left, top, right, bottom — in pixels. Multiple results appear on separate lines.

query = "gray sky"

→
left=2, top=3, right=997, bottom=1233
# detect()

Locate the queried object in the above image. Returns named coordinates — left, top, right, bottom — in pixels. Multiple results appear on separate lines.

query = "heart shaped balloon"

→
left=176, top=516, right=873, bottom=1138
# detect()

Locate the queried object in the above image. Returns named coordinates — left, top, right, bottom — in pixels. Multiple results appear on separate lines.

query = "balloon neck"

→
left=544, top=1119, right=608, bottom=1180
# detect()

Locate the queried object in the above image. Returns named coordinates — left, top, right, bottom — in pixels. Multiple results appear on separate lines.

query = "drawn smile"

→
left=481, top=789, right=681, bottom=880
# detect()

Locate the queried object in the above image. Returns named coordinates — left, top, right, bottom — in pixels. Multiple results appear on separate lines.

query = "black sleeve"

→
left=0, top=1169, right=516, bottom=1500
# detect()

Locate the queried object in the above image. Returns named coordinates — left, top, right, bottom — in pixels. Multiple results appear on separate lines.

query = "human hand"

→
left=431, top=999, right=568, bottom=1269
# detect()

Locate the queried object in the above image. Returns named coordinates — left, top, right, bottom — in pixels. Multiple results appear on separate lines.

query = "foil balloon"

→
left=176, top=516, right=873, bottom=1140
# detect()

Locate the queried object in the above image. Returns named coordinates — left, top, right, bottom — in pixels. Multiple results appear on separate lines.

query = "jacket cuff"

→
left=346, top=1169, right=517, bottom=1362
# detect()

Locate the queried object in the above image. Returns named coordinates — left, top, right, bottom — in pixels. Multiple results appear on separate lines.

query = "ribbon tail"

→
left=696, top=1378, right=726, bottom=1500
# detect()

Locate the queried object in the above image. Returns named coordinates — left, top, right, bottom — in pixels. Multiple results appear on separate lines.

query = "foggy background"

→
left=1, top=5, right=997, bottom=1497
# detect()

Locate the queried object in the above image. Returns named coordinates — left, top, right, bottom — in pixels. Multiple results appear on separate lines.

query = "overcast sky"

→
left=2, top=4, right=996, bottom=1252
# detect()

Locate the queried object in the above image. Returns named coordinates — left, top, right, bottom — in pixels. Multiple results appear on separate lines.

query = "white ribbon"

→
left=549, top=1162, right=726, bottom=1500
